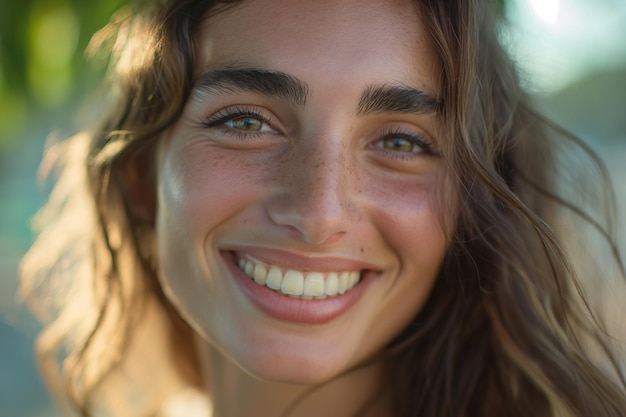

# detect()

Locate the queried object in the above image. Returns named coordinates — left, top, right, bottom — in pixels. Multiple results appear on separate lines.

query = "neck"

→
left=194, top=336, right=391, bottom=417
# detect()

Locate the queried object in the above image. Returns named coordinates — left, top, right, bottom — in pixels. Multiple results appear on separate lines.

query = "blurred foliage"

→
left=0, top=0, right=131, bottom=150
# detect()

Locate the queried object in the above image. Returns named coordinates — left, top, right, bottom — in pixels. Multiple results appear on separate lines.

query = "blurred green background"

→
left=1, top=1, right=131, bottom=416
left=0, top=0, right=624, bottom=416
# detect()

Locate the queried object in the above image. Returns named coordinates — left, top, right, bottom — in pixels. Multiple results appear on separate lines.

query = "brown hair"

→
left=21, top=0, right=626, bottom=416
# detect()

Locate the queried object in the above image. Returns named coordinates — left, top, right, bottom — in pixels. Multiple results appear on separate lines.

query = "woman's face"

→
left=156, top=0, right=449, bottom=384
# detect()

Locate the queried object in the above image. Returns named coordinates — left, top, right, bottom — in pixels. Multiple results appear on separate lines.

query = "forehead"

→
left=195, top=0, right=439, bottom=96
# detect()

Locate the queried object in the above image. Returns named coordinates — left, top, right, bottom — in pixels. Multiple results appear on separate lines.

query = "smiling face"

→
left=155, top=0, right=451, bottom=384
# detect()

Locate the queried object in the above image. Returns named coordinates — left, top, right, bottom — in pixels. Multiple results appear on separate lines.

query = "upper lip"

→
left=222, top=246, right=381, bottom=272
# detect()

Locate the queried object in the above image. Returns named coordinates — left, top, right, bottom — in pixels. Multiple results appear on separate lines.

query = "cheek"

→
left=367, top=173, right=449, bottom=315
left=154, top=144, right=261, bottom=301
left=158, top=146, right=256, bottom=228
left=370, top=172, right=448, bottom=263
left=343, top=179, right=448, bottom=362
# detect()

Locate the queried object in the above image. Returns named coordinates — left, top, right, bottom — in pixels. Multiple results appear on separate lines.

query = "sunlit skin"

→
left=154, top=0, right=451, bottom=415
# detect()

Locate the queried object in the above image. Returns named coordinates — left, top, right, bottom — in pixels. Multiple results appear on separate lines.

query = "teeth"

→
left=244, top=261, right=254, bottom=276
left=253, top=264, right=267, bottom=285
left=236, top=255, right=362, bottom=299
left=349, top=271, right=359, bottom=287
left=281, top=270, right=304, bottom=295
left=338, top=271, right=350, bottom=294
left=325, top=273, right=339, bottom=296
left=304, top=272, right=325, bottom=297
left=266, top=266, right=282, bottom=290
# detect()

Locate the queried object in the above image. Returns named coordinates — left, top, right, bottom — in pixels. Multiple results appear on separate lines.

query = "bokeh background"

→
left=0, top=0, right=624, bottom=416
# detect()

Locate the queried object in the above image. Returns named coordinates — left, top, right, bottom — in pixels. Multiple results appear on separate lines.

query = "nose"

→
left=265, top=140, right=358, bottom=245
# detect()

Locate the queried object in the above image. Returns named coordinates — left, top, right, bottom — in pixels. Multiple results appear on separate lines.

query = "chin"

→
left=231, top=347, right=353, bottom=386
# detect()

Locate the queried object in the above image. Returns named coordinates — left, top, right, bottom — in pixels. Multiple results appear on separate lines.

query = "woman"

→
left=21, top=0, right=626, bottom=416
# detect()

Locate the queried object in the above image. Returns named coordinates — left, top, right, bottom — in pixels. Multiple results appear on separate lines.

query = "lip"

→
left=221, top=250, right=376, bottom=325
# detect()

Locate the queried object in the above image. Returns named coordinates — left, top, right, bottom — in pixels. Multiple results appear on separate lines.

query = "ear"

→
left=120, top=148, right=158, bottom=224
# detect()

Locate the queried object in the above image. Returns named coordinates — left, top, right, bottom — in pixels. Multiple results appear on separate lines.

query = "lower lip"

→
left=222, top=251, right=372, bottom=325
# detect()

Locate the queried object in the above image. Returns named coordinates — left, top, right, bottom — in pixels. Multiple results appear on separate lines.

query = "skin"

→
left=154, top=0, right=451, bottom=415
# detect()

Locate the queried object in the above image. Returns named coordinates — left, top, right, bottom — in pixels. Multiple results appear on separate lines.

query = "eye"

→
left=224, top=115, right=275, bottom=133
left=202, top=105, right=278, bottom=136
left=381, top=136, right=416, bottom=153
left=369, top=129, right=437, bottom=157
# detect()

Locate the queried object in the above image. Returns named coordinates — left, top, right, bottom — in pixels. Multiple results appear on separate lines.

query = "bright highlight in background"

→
left=505, top=0, right=626, bottom=92
left=530, top=0, right=560, bottom=24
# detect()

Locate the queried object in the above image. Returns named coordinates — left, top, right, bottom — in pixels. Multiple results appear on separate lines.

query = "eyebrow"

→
left=357, top=85, right=443, bottom=115
left=193, top=67, right=443, bottom=116
left=193, top=67, right=309, bottom=107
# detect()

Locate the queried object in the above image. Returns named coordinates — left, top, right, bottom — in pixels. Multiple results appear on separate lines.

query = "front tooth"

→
left=266, top=266, right=283, bottom=290
left=303, top=272, right=325, bottom=297
left=253, top=264, right=268, bottom=285
left=281, top=270, right=304, bottom=295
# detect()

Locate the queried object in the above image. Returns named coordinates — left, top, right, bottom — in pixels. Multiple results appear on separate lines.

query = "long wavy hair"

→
left=21, top=0, right=626, bottom=416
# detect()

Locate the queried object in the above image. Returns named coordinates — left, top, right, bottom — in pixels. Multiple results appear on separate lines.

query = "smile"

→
left=236, top=255, right=361, bottom=299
